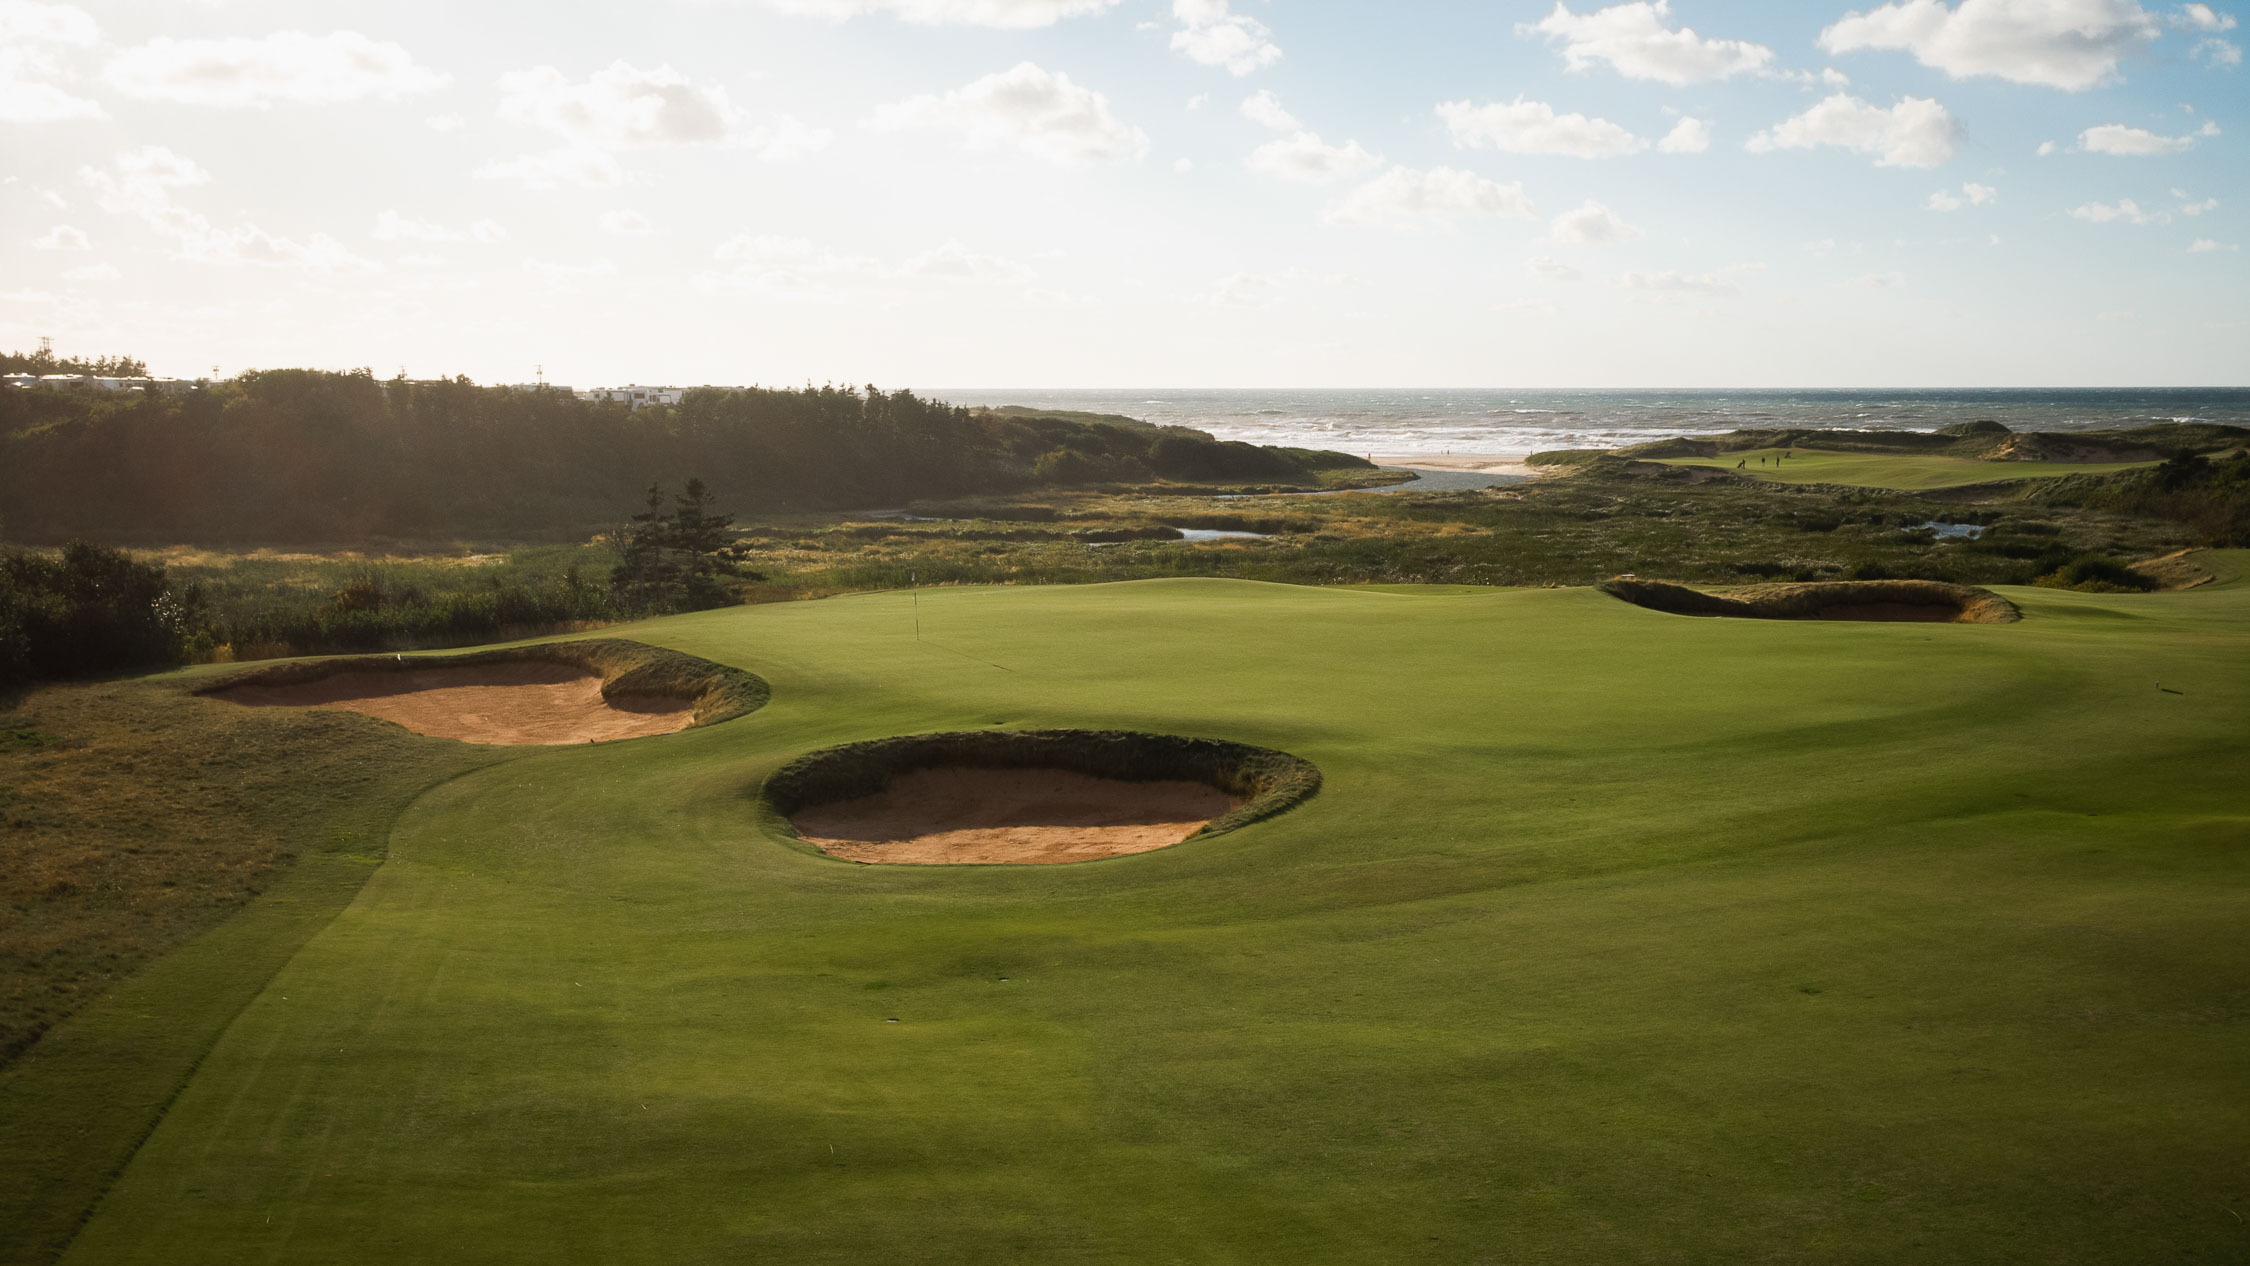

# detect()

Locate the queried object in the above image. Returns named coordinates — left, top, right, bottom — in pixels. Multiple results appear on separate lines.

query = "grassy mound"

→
left=192, top=637, right=767, bottom=729
left=1601, top=577, right=2021, bottom=623
left=764, top=728, right=1320, bottom=843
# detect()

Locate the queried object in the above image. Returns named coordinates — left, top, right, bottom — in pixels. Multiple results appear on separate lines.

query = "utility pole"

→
left=911, top=571, right=920, bottom=641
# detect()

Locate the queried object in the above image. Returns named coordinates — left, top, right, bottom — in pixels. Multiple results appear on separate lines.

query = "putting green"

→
left=46, top=561, right=2250, bottom=1262
left=1654, top=447, right=2157, bottom=489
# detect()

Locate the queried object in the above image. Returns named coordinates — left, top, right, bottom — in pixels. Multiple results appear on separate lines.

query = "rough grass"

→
left=0, top=680, right=498, bottom=1265
left=1600, top=577, right=2021, bottom=623
left=194, top=637, right=769, bottom=730
left=763, top=728, right=1322, bottom=843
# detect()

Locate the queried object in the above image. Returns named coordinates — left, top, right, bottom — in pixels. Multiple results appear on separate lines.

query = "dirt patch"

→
left=2130, top=549, right=2217, bottom=591
left=765, top=728, right=1322, bottom=865
left=200, top=638, right=766, bottom=744
left=214, top=662, right=692, bottom=745
left=793, top=767, right=1239, bottom=864
left=1602, top=578, right=2020, bottom=624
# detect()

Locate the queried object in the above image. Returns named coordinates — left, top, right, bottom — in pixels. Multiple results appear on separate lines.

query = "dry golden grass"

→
left=0, top=680, right=494, bottom=1065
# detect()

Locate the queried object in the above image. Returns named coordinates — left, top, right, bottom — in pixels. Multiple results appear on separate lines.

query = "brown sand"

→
left=792, top=766, right=1239, bottom=864
left=212, top=661, right=693, bottom=745
left=1372, top=453, right=1540, bottom=477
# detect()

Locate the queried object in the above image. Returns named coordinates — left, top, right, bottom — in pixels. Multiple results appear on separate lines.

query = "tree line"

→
left=0, top=371, right=1367, bottom=545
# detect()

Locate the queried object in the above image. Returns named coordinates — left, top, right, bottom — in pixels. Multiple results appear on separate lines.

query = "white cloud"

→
left=1818, top=0, right=2163, bottom=92
left=84, top=147, right=378, bottom=273
left=522, top=256, right=617, bottom=292
left=1202, top=266, right=1355, bottom=308
left=2175, top=189, right=2220, bottom=213
left=1527, top=254, right=1583, bottom=281
left=1246, top=131, right=1381, bottom=182
left=2175, top=3, right=2237, bottom=30
left=899, top=240, right=1033, bottom=281
left=1171, top=0, right=1282, bottom=75
left=754, top=0, right=1120, bottom=27
left=1844, top=270, right=1906, bottom=288
left=1436, top=98, right=1648, bottom=158
left=1614, top=268, right=1741, bottom=295
left=1519, top=1, right=1775, bottom=84
left=2188, top=237, right=2239, bottom=251
left=1322, top=165, right=1536, bottom=227
left=103, top=31, right=444, bottom=107
left=62, top=261, right=118, bottom=281
left=697, top=234, right=887, bottom=300
left=2036, top=139, right=2059, bottom=155
left=2077, top=121, right=2216, bottom=154
left=1239, top=89, right=1298, bottom=131
left=1658, top=116, right=1711, bottom=153
left=1549, top=200, right=1643, bottom=244
left=0, top=4, right=104, bottom=121
left=599, top=209, right=653, bottom=236
left=1173, top=156, right=1194, bottom=173
left=425, top=112, right=465, bottom=132
left=374, top=211, right=457, bottom=243
left=32, top=224, right=89, bottom=250
left=0, top=2, right=98, bottom=45
left=0, top=65, right=103, bottom=121
left=374, top=211, right=507, bottom=243
left=870, top=63, right=1147, bottom=163
left=499, top=63, right=794, bottom=151
left=2194, top=36, right=2244, bottom=62
left=1926, top=181, right=1997, bottom=210
left=1747, top=93, right=1958, bottom=168
left=2068, top=197, right=2165, bottom=223
left=474, top=148, right=626, bottom=189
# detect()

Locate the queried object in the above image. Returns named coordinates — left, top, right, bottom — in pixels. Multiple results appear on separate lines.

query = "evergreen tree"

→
left=668, top=478, right=748, bottom=609
left=609, top=482, right=675, bottom=611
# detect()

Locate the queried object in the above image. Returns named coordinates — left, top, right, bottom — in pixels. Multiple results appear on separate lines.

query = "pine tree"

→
left=668, top=478, right=744, bottom=609
left=610, top=482, right=676, bottom=611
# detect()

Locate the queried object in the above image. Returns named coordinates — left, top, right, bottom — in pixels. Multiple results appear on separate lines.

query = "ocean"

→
left=934, top=388, right=2250, bottom=457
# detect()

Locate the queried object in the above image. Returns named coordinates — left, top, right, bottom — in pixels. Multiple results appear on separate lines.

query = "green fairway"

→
left=1654, top=447, right=2158, bottom=489
left=29, top=560, right=2250, bottom=1262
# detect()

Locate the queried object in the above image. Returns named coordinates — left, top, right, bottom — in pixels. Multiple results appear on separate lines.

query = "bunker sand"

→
left=213, top=662, right=694, bottom=745
left=793, top=766, right=1239, bottom=864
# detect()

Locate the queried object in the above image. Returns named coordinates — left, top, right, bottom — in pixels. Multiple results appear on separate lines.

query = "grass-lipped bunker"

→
left=1600, top=578, right=2020, bottom=624
left=201, top=638, right=767, bottom=745
left=765, top=728, right=1321, bottom=864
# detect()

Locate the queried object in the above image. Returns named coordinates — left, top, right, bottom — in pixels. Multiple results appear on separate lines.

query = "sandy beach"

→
left=1371, top=453, right=1543, bottom=478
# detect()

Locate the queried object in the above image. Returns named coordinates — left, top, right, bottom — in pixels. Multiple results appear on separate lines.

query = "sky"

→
left=1, top=0, right=2243, bottom=388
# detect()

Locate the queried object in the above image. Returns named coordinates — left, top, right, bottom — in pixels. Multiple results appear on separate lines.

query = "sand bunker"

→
left=792, top=767, right=1238, bottom=864
left=766, top=728, right=1321, bottom=866
left=214, top=662, right=693, bottom=744
left=201, top=638, right=768, bottom=745
left=1602, top=578, right=2020, bottom=624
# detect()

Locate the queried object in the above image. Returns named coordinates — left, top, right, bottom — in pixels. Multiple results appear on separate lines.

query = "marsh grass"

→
left=97, top=465, right=2194, bottom=665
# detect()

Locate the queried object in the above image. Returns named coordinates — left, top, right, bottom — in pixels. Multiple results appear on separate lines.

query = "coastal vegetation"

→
left=0, top=372, right=1374, bottom=545
left=3, top=383, right=2247, bottom=1261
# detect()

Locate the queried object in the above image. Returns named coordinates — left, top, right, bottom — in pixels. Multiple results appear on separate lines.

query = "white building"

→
left=576, top=385, right=688, bottom=410
left=14, top=374, right=203, bottom=394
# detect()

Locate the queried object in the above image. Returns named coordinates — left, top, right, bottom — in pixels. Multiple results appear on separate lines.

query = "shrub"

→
left=0, top=544, right=202, bottom=697
left=2036, top=554, right=2157, bottom=593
